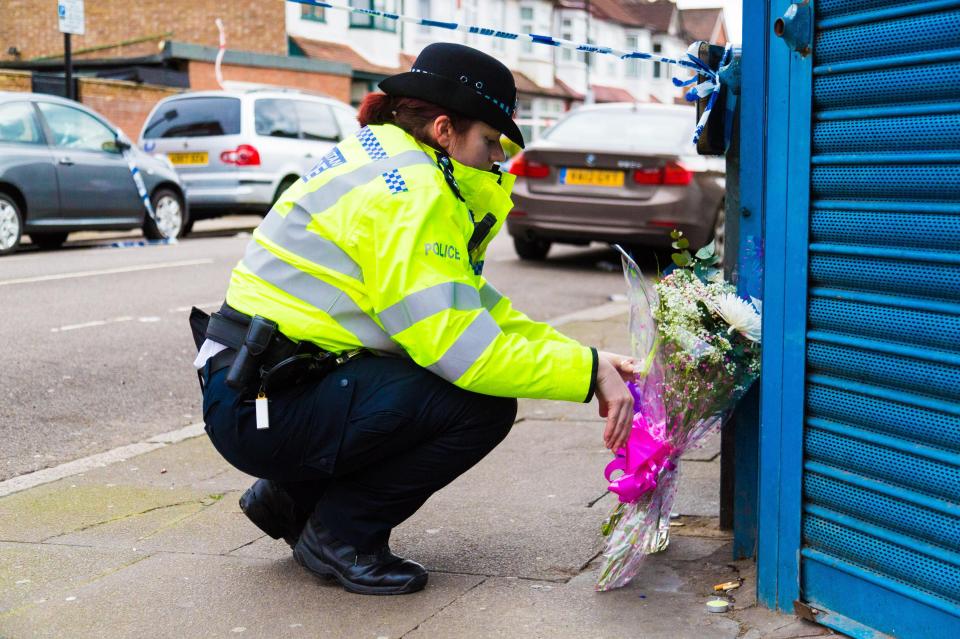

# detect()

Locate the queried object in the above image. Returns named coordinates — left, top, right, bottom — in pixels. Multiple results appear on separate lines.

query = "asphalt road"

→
left=0, top=217, right=659, bottom=481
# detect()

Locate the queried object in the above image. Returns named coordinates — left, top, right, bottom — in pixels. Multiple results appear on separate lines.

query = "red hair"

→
left=357, top=92, right=471, bottom=144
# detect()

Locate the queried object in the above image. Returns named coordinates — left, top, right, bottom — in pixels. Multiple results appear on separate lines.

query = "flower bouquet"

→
left=596, top=232, right=762, bottom=591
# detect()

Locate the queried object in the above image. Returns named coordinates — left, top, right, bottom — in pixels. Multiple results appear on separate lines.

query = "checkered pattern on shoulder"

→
left=382, top=168, right=408, bottom=194
left=357, top=127, right=388, bottom=161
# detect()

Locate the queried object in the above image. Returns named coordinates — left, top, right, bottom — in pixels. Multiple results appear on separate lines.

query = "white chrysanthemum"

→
left=714, top=293, right=762, bottom=342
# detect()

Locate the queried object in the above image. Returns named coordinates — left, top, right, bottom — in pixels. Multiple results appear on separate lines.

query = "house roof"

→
left=561, top=0, right=679, bottom=33
left=591, top=83, right=638, bottom=103
left=290, top=37, right=401, bottom=76
left=514, top=70, right=579, bottom=99
left=680, top=8, right=727, bottom=43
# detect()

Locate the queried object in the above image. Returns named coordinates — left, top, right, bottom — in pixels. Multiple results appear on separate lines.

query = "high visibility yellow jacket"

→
left=226, top=123, right=597, bottom=402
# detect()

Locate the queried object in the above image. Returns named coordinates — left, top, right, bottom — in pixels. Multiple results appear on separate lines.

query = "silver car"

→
left=139, top=89, right=359, bottom=228
left=506, top=102, right=726, bottom=260
left=0, top=92, right=186, bottom=255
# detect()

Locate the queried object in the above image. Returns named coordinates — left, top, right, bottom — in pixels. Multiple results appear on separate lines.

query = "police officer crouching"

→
left=193, top=43, right=637, bottom=596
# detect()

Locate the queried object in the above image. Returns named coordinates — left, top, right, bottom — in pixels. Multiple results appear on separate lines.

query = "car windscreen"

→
left=142, top=97, right=241, bottom=139
left=543, top=109, right=693, bottom=151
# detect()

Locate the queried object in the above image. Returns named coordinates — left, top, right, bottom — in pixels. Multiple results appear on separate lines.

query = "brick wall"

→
left=188, top=61, right=352, bottom=104
left=0, top=70, right=32, bottom=92
left=2, top=0, right=286, bottom=62
left=78, top=79, right=182, bottom=142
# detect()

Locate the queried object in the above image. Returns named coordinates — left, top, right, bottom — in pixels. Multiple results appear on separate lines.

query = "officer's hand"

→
left=595, top=353, right=637, bottom=452
left=599, top=351, right=639, bottom=381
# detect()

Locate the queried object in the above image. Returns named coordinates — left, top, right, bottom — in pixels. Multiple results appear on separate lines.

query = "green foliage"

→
left=670, top=230, right=722, bottom=283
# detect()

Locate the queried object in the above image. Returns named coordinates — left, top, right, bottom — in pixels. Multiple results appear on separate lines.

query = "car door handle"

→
left=304, top=153, right=314, bottom=159
left=57, top=157, right=75, bottom=166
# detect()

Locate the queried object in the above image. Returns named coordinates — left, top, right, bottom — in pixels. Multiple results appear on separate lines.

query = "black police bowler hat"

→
left=379, top=43, right=525, bottom=148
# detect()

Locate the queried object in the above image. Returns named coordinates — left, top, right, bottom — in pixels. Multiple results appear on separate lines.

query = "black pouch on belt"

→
left=225, top=315, right=277, bottom=390
left=260, top=352, right=337, bottom=394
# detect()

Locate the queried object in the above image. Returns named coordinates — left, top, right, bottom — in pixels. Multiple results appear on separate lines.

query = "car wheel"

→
left=144, top=187, right=187, bottom=240
left=32, top=232, right=69, bottom=250
left=272, top=176, right=298, bottom=208
left=0, top=193, right=23, bottom=256
left=513, top=236, right=551, bottom=261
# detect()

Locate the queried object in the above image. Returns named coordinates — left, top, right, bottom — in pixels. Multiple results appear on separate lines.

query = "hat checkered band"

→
left=357, top=126, right=388, bottom=161
left=410, top=68, right=515, bottom=116
left=382, top=168, right=408, bottom=194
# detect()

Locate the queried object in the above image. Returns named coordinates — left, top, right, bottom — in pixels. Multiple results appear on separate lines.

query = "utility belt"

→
left=192, top=303, right=366, bottom=395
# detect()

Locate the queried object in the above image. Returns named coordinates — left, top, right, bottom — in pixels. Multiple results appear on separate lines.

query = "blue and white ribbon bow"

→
left=672, top=42, right=736, bottom=147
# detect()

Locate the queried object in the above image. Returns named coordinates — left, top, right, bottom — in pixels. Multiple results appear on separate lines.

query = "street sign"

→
left=57, top=0, right=85, bottom=36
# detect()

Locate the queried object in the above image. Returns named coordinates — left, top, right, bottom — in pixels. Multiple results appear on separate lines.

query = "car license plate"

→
left=167, top=151, right=209, bottom=166
left=561, top=168, right=624, bottom=187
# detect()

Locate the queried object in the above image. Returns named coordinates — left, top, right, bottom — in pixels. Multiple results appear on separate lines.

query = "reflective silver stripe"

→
left=427, top=311, right=500, bottom=382
left=479, top=283, right=503, bottom=311
left=378, top=282, right=482, bottom=335
left=258, top=203, right=364, bottom=282
left=299, top=149, right=434, bottom=215
left=242, top=242, right=398, bottom=353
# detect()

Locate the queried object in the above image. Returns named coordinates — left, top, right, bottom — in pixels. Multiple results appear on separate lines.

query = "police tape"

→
left=286, top=0, right=734, bottom=146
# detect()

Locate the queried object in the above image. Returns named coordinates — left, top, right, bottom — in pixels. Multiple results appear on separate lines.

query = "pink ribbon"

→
left=604, top=412, right=676, bottom=503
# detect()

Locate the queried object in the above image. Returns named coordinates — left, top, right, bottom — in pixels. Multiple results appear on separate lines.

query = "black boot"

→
left=293, top=519, right=428, bottom=595
left=238, top=479, right=308, bottom=548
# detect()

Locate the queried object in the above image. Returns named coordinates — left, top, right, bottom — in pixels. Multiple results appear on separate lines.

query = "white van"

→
left=140, top=89, right=358, bottom=232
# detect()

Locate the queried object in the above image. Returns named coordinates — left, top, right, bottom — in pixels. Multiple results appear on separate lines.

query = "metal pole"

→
left=64, top=32, right=74, bottom=100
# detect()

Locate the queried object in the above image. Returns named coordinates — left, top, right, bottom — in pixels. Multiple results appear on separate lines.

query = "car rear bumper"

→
left=506, top=183, right=717, bottom=249
left=181, top=173, right=275, bottom=208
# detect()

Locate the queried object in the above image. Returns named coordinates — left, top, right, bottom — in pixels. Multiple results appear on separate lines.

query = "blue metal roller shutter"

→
left=800, top=1, right=960, bottom=636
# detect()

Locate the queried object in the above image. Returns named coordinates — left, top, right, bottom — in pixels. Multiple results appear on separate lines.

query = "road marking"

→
left=0, top=258, right=214, bottom=287
left=167, top=302, right=221, bottom=313
left=52, top=316, right=134, bottom=333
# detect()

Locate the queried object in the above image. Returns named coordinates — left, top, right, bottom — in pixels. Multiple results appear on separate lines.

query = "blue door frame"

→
left=751, top=0, right=813, bottom=613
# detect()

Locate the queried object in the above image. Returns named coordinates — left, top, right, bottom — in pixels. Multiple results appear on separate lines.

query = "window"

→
left=255, top=99, right=299, bottom=138
left=37, top=102, right=116, bottom=152
left=349, top=0, right=397, bottom=32
left=561, top=18, right=584, bottom=63
left=653, top=42, right=662, bottom=79
left=0, top=102, right=42, bottom=145
left=544, top=108, right=692, bottom=152
left=418, top=0, right=431, bottom=34
left=300, top=4, right=326, bottom=22
left=142, top=97, right=241, bottom=138
left=463, top=0, right=479, bottom=45
left=625, top=35, right=639, bottom=78
left=295, top=101, right=340, bottom=141
left=520, top=6, right=534, bottom=54
left=332, top=107, right=359, bottom=138
left=491, top=0, right=506, bottom=51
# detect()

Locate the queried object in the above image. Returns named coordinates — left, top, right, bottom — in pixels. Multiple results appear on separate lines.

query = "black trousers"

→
left=202, top=355, right=517, bottom=552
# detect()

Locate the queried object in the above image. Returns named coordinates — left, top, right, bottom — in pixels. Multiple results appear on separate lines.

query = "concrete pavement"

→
left=0, top=311, right=838, bottom=639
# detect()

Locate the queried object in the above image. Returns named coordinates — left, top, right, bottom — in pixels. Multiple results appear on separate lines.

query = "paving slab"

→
left=682, top=429, right=721, bottom=462
left=69, top=435, right=250, bottom=494
left=0, top=552, right=483, bottom=639
left=49, top=491, right=261, bottom=556
left=0, top=482, right=206, bottom=543
left=0, top=542, right=142, bottom=616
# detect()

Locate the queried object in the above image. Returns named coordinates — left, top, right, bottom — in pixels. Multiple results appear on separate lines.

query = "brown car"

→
left=506, top=102, right=725, bottom=260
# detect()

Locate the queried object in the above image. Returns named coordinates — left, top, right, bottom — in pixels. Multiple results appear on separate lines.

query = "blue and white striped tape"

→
left=124, top=155, right=158, bottom=224
left=288, top=0, right=733, bottom=146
